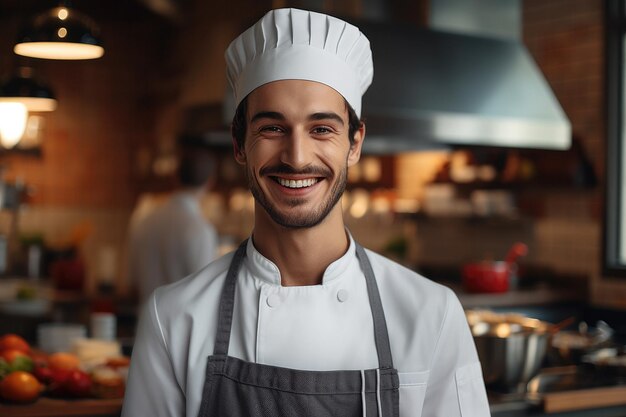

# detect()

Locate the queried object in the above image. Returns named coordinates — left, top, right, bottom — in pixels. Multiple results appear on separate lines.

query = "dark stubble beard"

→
left=247, top=163, right=348, bottom=229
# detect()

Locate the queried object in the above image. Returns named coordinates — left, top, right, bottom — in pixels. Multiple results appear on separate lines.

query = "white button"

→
left=337, top=289, right=349, bottom=302
left=266, top=294, right=281, bottom=308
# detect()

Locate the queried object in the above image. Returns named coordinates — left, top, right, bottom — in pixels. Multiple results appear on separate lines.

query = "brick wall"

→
left=0, top=1, right=270, bottom=291
left=523, top=0, right=626, bottom=308
left=0, top=16, right=172, bottom=208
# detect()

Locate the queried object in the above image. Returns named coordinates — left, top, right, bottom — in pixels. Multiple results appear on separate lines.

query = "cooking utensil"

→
left=461, top=242, right=528, bottom=293
left=550, top=321, right=614, bottom=365
left=549, top=317, right=576, bottom=334
left=466, top=310, right=551, bottom=392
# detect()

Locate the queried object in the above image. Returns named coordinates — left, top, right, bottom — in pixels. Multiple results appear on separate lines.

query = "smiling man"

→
left=122, top=8, right=490, bottom=417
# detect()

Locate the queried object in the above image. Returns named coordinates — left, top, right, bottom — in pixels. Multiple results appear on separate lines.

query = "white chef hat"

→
left=225, top=8, right=373, bottom=117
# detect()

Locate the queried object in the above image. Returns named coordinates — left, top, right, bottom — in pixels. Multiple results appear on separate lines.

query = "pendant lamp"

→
left=0, top=67, right=58, bottom=112
left=14, top=4, right=104, bottom=60
left=0, top=103, right=29, bottom=149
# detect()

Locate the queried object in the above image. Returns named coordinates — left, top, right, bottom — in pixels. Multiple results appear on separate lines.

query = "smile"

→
left=274, top=177, right=320, bottom=189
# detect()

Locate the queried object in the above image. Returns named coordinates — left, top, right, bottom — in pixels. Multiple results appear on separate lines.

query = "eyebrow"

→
left=250, top=111, right=345, bottom=126
left=309, top=112, right=344, bottom=126
left=250, top=111, right=285, bottom=124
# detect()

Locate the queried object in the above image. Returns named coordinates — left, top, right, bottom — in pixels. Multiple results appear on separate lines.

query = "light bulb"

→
left=0, top=103, right=28, bottom=148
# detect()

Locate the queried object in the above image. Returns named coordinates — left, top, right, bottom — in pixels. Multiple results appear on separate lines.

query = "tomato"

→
left=33, top=366, right=54, bottom=385
left=1, top=349, right=30, bottom=363
left=48, top=352, right=80, bottom=371
left=0, top=334, right=30, bottom=354
left=48, top=368, right=71, bottom=396
left=30, top=351, right=49, bottom=368
left=48, top=368, right=92, bottom=398
left=0, top=371, right=42, bottom=403
left=65, top=370, right=92, bottom=397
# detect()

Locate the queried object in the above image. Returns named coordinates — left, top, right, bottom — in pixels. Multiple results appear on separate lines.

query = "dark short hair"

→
left=231, top=96, right=362, bottom=149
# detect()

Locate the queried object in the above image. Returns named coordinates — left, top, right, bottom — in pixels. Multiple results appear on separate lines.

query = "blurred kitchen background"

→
left=1, top=0, right=626, bottom=414
left=0, top=0, right=610, bottom=298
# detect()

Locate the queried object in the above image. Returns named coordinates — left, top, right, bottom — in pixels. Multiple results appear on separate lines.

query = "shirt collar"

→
left=245, top=231, right=357, bottom=286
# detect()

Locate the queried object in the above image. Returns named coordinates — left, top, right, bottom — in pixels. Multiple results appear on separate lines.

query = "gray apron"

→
left=197, top=240, right=400, bottom=417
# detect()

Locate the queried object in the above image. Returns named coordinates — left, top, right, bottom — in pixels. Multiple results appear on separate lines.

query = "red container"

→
left=462, top=261, right=510, bottom=293
left=51, top=257, right=85, bottom=291
left=462, top=243, right=528, bottom=294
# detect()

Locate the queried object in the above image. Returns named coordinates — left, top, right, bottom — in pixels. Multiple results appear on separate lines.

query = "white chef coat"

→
left=127, top=190, right=219, bottom=305
left=122, top=234, right=490, bottom=417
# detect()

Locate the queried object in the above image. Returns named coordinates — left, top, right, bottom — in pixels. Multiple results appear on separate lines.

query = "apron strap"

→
left=213, top=239, right=395, bottom=370
left=213, top=239, right=248, bottom=356
left=355, top=243, right=395, bottom=370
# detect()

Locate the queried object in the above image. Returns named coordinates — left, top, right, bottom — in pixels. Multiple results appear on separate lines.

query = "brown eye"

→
left=311, top=126, right=333, bottom=135
left=259, top=125, right=284, bottom=136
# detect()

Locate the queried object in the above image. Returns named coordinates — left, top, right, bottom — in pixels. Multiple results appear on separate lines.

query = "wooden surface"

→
left=542, top=385, right=626, bottom=413
left=0, top=397, right=122, bottom=417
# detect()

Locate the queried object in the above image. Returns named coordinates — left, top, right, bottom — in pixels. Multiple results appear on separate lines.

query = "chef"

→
left=122, top=8, right=490, bottom=417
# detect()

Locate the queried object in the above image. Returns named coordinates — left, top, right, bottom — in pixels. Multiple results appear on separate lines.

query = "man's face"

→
left=234, top=80, right=364, bottom=229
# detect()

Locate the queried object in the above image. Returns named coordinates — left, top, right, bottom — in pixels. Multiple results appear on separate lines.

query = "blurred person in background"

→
left=127, top=138, right=219, bottom=306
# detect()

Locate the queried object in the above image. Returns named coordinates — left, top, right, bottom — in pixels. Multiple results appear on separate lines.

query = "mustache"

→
left=260, top=164, right=331, bottom=177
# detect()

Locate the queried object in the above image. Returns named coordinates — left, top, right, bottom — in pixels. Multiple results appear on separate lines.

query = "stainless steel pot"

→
left=466, top=310, right=552, bottom=393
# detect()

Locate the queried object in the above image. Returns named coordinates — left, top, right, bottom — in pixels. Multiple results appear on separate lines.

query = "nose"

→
left=280, top=128, right=312, bottom=169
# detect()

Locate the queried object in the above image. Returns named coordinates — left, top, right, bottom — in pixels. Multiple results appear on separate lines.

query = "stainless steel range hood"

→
left=197, top=0, right=571, bottom=154
left=358, top=21, right=571, bottom=153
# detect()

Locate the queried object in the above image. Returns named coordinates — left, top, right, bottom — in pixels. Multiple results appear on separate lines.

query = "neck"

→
left=252, top=205, right=349, bottom=286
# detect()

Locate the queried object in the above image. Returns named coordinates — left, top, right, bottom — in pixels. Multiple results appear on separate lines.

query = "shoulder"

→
left=364, top=248, right=452, bottom=300
left=363, top=249, right=471, bottom=370
left=152, top=251, right=234, bottom=320
left=364, top=248, right=458, bottom=327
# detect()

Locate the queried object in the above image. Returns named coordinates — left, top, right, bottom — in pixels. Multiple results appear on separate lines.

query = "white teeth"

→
left=277, top=178, right=318, bottom=188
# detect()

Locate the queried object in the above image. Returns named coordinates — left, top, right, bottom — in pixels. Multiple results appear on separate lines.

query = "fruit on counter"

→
left=105, top=356, right=130, bottom=369
left=7, top=355, right=34, bottom=373
left=30, top=351, right=49, bottom=368
left=32, top=365, right=54, bottom=385
left=48, top=352, right=80, bottom=371
left=47, top=368, right=71, bottom=396
left=48, top=369, right=92, bottom=398
left=1, top=349, right=30, bottom=363
left=0, top=371, right=42, bottom=403
left=65, top=369, right=92, bottom=397
left=0, top=334, right=30, bottom=353
left=91, top=366, right=125, bottom=399
left=0, top=349, right=34, bottom=373
left=0, top=359, right=9, bottom=380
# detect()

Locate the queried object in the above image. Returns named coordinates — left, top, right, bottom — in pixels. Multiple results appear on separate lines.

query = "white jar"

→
left=90, top=312, right=116, bottom=341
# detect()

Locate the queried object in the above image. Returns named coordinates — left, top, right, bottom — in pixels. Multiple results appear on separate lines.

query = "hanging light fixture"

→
left=0, top=103, right=29, bottom=149
left=0, top=67, right=57, bottom=112
left=14, top=3, right=104, bottom=60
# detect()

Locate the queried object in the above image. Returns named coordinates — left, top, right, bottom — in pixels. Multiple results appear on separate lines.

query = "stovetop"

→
left=487, top=366, right=626, bottom=416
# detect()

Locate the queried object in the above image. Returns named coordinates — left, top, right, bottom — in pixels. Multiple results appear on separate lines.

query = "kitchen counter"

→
left=489, top=362, right=626, bottom=416
left=451, top=283, right=585, bottom=309
left=491, top=400, right=626, bottom=417
left=0, top=397, right=122, bottom=417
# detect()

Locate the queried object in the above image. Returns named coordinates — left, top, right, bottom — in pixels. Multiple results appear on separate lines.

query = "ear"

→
left=347, top=122, right=365, bottom=167
left=232, top=126, right=246, bottom=165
